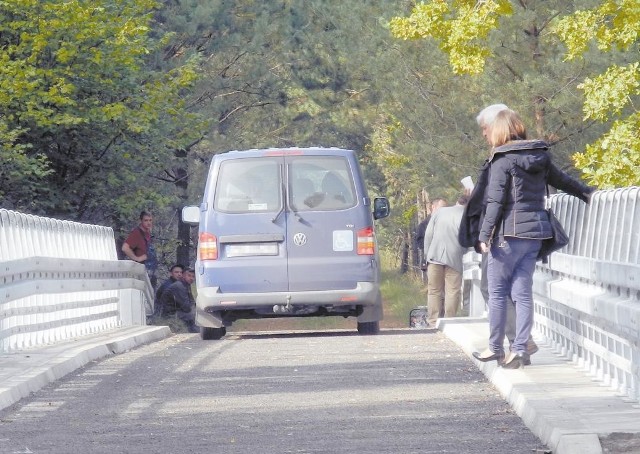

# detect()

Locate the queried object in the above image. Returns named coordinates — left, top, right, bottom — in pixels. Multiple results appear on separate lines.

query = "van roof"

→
left=218, top=147, right=354, bottom=158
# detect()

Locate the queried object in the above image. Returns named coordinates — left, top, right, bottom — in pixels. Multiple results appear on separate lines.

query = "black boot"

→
left=472, top=348, right=505, bottom=362
left=501, top=351, right=529, bottom=369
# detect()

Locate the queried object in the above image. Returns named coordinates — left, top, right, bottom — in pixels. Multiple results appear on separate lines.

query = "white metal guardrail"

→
left=465, top=187, right=640, bottom=401
left=535, top=187, right=640, bottom=401
left=0, top=209, right=153, bottom=353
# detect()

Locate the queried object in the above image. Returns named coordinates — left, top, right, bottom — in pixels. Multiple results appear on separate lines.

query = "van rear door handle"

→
left=218, top=234, right=285, bottom=244
left=271, top=181, right=286, bottom=223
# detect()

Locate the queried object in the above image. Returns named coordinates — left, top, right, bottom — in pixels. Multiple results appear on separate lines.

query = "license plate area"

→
left=225, top=243, right=278, bottom=257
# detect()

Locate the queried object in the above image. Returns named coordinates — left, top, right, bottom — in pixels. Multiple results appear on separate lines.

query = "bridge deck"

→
left=1, top=321, right=639, bottom=454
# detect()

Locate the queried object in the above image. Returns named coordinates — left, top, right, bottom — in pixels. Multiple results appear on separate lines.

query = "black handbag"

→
left=538, top=179, right=569, bottom=262
left=538, top=209, right=569, bottom=262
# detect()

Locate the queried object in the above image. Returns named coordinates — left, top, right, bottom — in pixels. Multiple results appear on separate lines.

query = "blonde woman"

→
left=472, top=109, right=593, bottom=368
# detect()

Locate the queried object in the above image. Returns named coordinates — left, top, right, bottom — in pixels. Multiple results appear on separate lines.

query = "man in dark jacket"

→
left=153, top=264, right=184, bottom=318
left=161, top=268, right=198, bottom=333
left=459, top=104, right=506, bottom=252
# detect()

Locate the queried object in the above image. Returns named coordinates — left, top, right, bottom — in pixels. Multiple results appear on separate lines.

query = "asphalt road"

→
left=0, top=329, right=549, bottom=454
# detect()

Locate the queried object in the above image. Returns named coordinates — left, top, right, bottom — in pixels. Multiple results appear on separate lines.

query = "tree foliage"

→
left=389, top=0, right=513, bottom=74
left=389, top=0, right=640, bottom=188
left=0, top=0, right=206, bottom=223
left=153, top=1, right=408, bottom=199
left=554, top=2, right=640, bottom=187
left=6, top=0, right=633, bottom=268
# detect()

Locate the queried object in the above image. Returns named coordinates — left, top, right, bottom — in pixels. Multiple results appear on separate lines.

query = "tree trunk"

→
left=410, top=215, right=419, bottom=273
left=174, top=166, right=192, bottom=267
left=526, top=21, right=547, bottom=138
left=177, top=216, right=191, bottom=267
left=400, top=235, right=409, bottom=274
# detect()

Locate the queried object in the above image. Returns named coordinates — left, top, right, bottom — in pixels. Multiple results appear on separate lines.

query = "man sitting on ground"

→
left=153, top=264, right=184, bottom=319
left=160, top=268, right=198, bottom=333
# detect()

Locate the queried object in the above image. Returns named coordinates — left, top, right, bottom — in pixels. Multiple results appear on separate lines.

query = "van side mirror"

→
left=182, top=206, right=200, bottom=225
left=373, top=197, right=390, bottom=220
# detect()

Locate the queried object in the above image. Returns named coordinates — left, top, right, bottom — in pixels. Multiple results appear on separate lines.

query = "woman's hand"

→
left=479, top=242, right=490, bottom=254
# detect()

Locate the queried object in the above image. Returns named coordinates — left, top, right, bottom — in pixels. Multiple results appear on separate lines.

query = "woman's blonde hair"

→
left=488, top=109, right=527, bottom=147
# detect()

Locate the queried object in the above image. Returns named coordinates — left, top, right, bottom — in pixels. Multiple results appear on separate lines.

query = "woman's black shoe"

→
left=501, top=352, right=530, bottom=369
left=472, top=348, right=505, bottom=362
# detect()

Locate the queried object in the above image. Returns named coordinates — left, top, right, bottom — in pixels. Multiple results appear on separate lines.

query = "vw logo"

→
left=293, top=233, right=307, bottom=246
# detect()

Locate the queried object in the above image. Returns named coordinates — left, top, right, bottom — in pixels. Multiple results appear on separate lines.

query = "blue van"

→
left=182, top=147, right=390, bottom=339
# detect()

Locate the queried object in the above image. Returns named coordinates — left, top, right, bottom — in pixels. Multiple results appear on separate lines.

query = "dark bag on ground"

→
left=409, top=306, right=429, bottom=328
left=538, top=208, right=569, bottom=262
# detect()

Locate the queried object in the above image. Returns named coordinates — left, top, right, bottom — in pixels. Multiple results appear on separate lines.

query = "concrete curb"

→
left=0, top=325, right=171, bottom=412
left=438, top=318, right=606, bottom=454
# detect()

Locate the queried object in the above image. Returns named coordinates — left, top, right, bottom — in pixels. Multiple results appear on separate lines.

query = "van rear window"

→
left=215, top=158, right=282, bottom=213
left=289, top=156, right=356, bottom=211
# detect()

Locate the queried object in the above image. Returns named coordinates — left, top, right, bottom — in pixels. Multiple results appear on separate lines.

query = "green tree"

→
left=0, top=0, right=206, bottom=224
left=389, top=0, right=640, bottom=188
left=554, top=2, right=639, bottom=187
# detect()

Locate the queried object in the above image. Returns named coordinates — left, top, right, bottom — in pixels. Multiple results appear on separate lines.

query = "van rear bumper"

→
left=195, top=282, right=381, bottom=327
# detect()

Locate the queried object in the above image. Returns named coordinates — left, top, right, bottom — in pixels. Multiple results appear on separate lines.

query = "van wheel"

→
left=201, top=327, right=226, bottom=340
left=357, top=321, right=380, bottom=335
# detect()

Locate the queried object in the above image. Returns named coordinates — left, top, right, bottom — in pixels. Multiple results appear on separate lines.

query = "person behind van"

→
left=160, top=268, right=198, bottom=333
left=153, top=264, right=184, bottom=318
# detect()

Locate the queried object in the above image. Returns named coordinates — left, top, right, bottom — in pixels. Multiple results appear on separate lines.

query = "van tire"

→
left=357, top=321, right=379, bottom=335
left=201, top=327, right=226, bottom=340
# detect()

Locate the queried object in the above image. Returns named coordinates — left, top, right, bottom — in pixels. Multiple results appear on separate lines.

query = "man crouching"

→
left=160, top=267, right=198, bottom=333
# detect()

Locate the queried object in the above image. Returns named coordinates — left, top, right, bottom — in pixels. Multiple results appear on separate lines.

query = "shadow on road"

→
left=228, top=327, right=438, bottom=340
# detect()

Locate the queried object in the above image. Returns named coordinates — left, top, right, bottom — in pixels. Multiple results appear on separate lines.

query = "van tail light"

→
left=199, top=232, right=218, bottom=260
left=357, top=227, right=375, bottom=255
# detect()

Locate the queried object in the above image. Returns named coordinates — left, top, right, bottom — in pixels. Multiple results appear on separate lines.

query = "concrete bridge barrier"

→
left=0, top=209, right=153, bottom=353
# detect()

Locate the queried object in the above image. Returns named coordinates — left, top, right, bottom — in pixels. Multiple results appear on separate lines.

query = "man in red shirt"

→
left=122, top=211, right=158, bottom=287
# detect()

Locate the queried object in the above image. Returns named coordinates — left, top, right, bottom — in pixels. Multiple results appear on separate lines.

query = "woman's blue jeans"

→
left=487, top=237, right=541, bottom=354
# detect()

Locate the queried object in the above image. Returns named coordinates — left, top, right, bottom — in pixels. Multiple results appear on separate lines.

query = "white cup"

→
left=461, top=175, right=474, bottom=190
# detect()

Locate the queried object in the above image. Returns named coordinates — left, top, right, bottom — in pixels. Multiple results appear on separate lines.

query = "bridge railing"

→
left=465, top=187, right=640, bottom=402
left=0, top=209, right=153, bottom=353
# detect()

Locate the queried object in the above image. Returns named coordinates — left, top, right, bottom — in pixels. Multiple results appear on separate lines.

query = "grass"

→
left=378, top=260, right=427, bottom=327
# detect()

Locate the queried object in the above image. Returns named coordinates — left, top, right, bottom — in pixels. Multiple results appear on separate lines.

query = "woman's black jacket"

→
left=459, top=140, right=592, bottom=250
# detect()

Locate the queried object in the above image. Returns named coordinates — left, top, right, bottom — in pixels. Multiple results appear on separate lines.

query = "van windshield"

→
left=215, top=158, right=282, bottom=213
left=289, top=156, right=356, bottom=211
